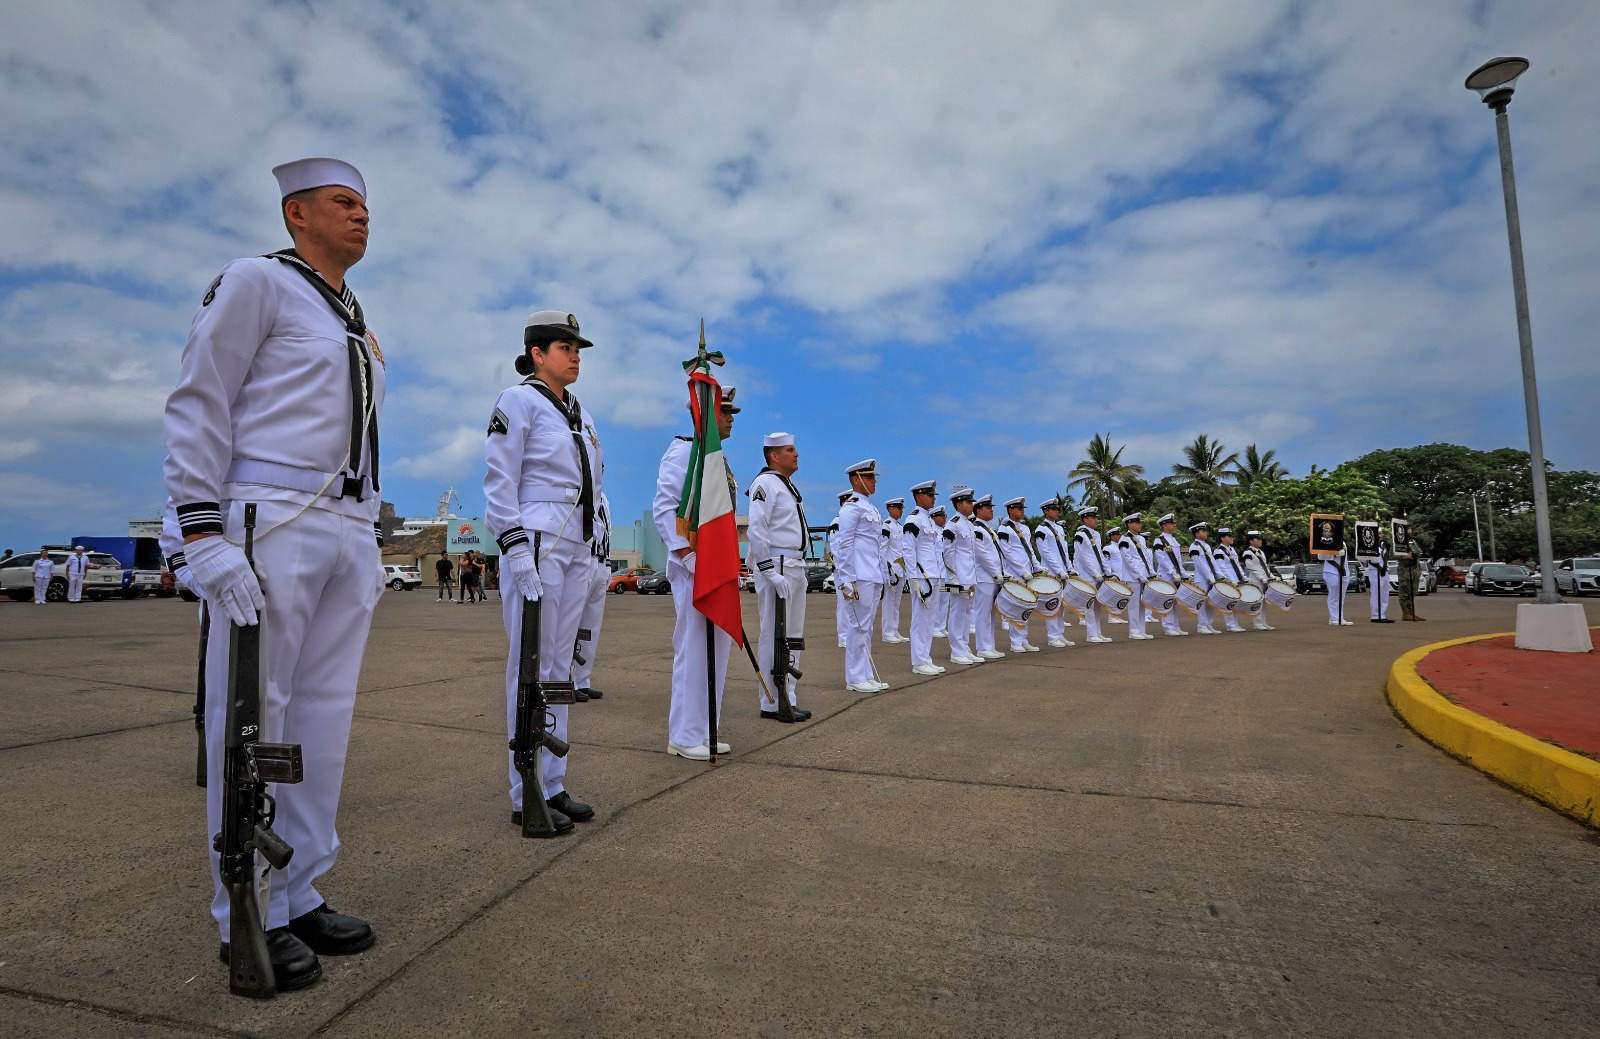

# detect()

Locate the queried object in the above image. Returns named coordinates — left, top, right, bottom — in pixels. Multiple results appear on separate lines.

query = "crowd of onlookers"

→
left=432, top=551, right=497, bottom=603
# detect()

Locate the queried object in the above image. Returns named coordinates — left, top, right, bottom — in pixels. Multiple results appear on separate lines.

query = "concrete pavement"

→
left=2, top=589, right=1598, bottom=1037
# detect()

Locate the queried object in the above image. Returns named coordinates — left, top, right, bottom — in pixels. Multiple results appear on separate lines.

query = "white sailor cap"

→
left=929, top=504, right=947, bottom=517
left=1216, top=526, right=1234, bottom=536
left=1189, top=521, right=1210, bottom=532
left=1245, top=529, right=1264, bottom=540
left=837, top=490, right=853, bottom=503
left=910, top=479, right=937, bottom=495
left=272, top=157, right=367, bottom=199
left=1158, top=513, right=1177, bottom=525
left=974, top=493, right=993, bottom=507
left=949, top=484, right=975, bottom=501
left=1042, top=497, right=1064, bottom=511
left=764, top=432, right=795, bottom=448
left=1124, top=512, right=1143, bottom=525
left=524, top=310, right=594, bottom=348
left=885, top=497, right=905, bottom=508
left=846, top=458, right=877, bottom=476
left=1005, top=496, right=1026, bottom=509
left=1077, top=504, right=1099, bottom=517
left=1108, top=526, right=1122, bottom=535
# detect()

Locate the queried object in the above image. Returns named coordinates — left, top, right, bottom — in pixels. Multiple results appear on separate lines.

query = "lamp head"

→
left=1465, top=56, right=1529, bottom=109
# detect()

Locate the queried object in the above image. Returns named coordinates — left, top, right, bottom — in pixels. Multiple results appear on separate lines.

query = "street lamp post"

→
left=1464, top=57, right=1557, bottom=604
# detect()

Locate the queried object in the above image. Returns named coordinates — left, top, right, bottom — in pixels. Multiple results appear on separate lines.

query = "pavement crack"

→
left=0, top=984, right=259, bottom=1039
left=0, top=716, right=190, bottom=753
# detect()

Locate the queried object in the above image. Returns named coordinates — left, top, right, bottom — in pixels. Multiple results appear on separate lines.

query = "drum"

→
left=994, top=581, right=1037, bottom=628
left=1026, top=574, right=1064, bottom=618
left=1175, top=581, right=1207, bottom=613
left=1061, top=575, right=1097, bottom=613
left=1141, top=577, right=1178, bottom=615
left=1095, top=577, right=1133, bottom=614
left=1264, top=579, right=1297, bottom=611
left=1206, top=579, right=1241, bottom=611
left=1233, top=583, right=1264, bottom=615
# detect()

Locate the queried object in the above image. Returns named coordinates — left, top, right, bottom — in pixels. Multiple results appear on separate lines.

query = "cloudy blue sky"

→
left=2, top=0, right=1597, bottom=550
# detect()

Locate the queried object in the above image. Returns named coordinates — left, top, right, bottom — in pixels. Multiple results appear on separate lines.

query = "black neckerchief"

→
left=522, top=377, right=594, bottom=541
left=1004, top=518, right=1037, bottom=567
left=757, top=466, right=808, bottom=536
left=1159, top=533, right=1183, bottom=576
left=266, top=249, right=379, bottom=492
left=1132, top=532, right=1155, bottom=574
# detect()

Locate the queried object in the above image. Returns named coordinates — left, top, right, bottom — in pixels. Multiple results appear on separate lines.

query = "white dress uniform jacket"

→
left=943, top=514, right=980, bottom=660
left=1072, top=526, right=1105, bottom=582
left=836, top=493, right=885, bottom=685
left=1150, top=532, right=1187, bottom=635
left=1032, top=520, right=1070, bottom=577
left=971, top=519, right=1004, bottom=655
left=746, top=469, right=809, bottom=709
left=1241, top=546, right=1271, bottom=587
left=902, top=506, right=943, bottom=667
left=880, top=515, right=907, bottom=640
left=997, top=518, right=1036, bottom=579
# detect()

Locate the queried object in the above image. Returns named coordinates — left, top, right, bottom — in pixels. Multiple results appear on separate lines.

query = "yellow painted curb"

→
left=1387, top=630, right=1600, bottom=827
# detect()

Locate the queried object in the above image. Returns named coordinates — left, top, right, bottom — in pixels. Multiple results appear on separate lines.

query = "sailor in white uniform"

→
left=654, top=389, right=739, bottom=759
left=1187, top=523, right=1222, bottom=634
left=929, top=505, right=953, bottom=638
left=829, top=490, right=852, bottom=648
left=1150, top=513, right=1189, bottom=636
left=164, top=158, right=384, bottom=989
left=996, top=497, right=1041, bottom=652
left=486, top=309, right=604, bottom=833
left=1368, top=535, right=1394, bottom=623
left=31, top=549, right=52, bottom=604
left=1324, top=545, right=1354, bottom=626
left=1210, top=528, right=1248, bottom=633
left=836, top=459, right=891, bottom=692
left=1031, top=499, right=1075, bottom=648
left=880, top=498, right=908, bottom=643
left=970, top=494, right=1006, bottom=659
left=571, top=491, right=612, bottom=701
left=942, top=486, right=984, bottom=666
left=1240, top=530, right=1276, bottom=631
left=746, top=432, right=816, bottom=720
left=1071, top=506, right=1111, bottom=643
left=903, top=480, right=946, bottom=675
left=65, top=546, right=88, bottom=602
left=1103, top=526, right=1131, bottom=624
left=1119, top=514, right=1157, bottom=640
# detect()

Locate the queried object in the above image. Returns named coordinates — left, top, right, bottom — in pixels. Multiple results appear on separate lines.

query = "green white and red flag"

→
left=676, top=355, right=745, bottom=646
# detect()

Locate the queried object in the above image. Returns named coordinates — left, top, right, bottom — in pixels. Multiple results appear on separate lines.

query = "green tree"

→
left=1214, top=467, right=1390, bottom=561
left=1172, top=434, right=1239, bottom=491
left=1232, top=444, right=1287, bottom=490
left=1066, top=433, right=1144, bottom=517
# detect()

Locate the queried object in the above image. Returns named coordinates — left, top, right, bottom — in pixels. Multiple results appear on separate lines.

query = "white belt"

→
left=519, top=482, right=582, bottom=504
left=226, top=459, right=372, bottom=501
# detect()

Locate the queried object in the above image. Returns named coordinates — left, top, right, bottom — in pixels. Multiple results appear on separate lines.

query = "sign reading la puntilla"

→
left=447, top=517, right=499, bottom=556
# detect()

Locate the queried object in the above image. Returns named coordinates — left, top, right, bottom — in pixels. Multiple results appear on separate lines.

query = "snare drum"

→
left=1176, top=581, right=1207, bottom=613
left=1264, top=579, right=1297, bottom=611
left=994, top=580, right=1038, bottom=628
left=1095, top=577, right=1133, bottom=614
left=1233, top=583, right=1264, bottom=615
left=1141, top=577, right=1178, bottom=615
left=1206, top=579, right=1241, bottom=611
left=1026, top=574, right=1064, bottom=618
left=1061, top=575, right=1097, bottom=613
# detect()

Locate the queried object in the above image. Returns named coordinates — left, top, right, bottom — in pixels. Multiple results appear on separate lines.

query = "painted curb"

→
left=1387, top=630, right=1600, bottom=827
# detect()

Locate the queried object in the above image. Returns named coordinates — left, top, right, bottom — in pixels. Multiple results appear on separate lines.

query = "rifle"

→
left=511, top=549, right=574, bottom=838
left=215, top=503, right=303, bottom=999
left=770, top=590, right=801, bottom=722
left=195, top=602, right=209, bottom=787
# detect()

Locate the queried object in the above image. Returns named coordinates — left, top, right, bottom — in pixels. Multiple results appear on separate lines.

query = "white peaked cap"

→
left=885, top=497, right=905, bottom=507
left=949, top=485, right=974, bottom=500
left=838, top=489, right=853, bottom=502
left=929, top=504, right=947, bottom=516
left=1005, top=496, right=1026, bottom=508
left=846, top=457, right=876, bottom=475
left=910, top=479, right=937, bottom=494
left=764, top=432, right=795, bottom=448
left=272, top=157, right=366, bottom=199
left=975, top=493, right=993, bottom=506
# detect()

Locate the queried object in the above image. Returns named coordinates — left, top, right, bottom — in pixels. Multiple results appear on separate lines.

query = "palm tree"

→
left=1233, top=443, right=1287, bottom=490
left=1066, top=433, right=1144, bottom=516
left=1172, top=434, right=1239, bottom=489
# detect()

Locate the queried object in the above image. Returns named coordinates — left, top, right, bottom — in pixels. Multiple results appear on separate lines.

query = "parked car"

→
left=1294, top=562, right=1327, bottom=594
left=0, top=550, right=124, bottom=602
left=637, top=572, right=672, bottom=595
left=738, top=564, right=754, bottom=592
left=805, top=562, right=833, bottom=593
left=1472, top=563, right=1534, bottom=596
left=822, top=573, right=836, bottom=593
left=1554, top=557, right=1600, bottom=597
left=1441, top=566, right=1467, bottom=588
left=609, top=567, right=656, bottom=594
left=1463, top=562, right=1501, bottom=594
left=382, top=564, right=422, bottom=591
left=1272, top=565, right=1296, bottom=585
left=1386, top=566, right=1429, bottom=596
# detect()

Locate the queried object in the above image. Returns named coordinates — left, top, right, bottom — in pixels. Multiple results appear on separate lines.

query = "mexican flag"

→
left=676, top=368, right=745, bottom=645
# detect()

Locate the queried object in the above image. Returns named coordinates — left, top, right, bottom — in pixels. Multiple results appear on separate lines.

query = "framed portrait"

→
left=1354, top=520, right=1380, bottom=563
left=1308, top=513, right=1345, bottom=557
left=1390, top=517, right=1410, bottom=549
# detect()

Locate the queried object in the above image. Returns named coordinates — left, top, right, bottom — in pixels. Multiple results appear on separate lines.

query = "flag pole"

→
left=694, top=320, right=720, bottom=764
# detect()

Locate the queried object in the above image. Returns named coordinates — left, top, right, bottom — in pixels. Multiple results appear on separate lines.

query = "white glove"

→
left=505, top=545, right=543, bottom=602
left=375, top=552, right=387, bottom=602
left=756, top=567, right=788, bottom=600
left=840, top=581, right=858, bottom=601
left=185, top=535, right=264, bottom=627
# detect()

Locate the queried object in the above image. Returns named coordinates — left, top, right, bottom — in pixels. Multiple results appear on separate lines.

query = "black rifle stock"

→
left=195, top=602, right=209, bottom=787
left=215, top=503, right=304, bottom=998
left=770, top=591, right=801, bottom=722
left=511, top=567, right=574, bottom=838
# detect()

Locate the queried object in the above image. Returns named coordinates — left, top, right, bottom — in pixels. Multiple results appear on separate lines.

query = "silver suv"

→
left=1554, top=557, right=1600, bottom=597
left=0, top=550, right=124, bottom=602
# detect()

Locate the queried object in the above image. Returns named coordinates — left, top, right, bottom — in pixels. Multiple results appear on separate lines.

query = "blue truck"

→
left=72, top=536, right=171, bottom=598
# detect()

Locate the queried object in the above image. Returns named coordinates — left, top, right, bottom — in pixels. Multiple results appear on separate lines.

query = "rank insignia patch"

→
left=202, top=272, right=223, bottom=306
left=488, top=408, right=509, bottom=436
left=752, top=487, right=767, bottom=502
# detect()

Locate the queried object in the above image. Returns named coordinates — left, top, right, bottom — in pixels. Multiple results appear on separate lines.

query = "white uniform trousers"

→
left=67, top=574, right=84, bottom=602
left=835, top=586, right=848, bottom=645
left=755, top=561, right=806, bottom=710
left=909, top=578, right=937, bottom=666
left=572, top=558, right=609, bottom=689
left=1324, top=561, right=1348, bottom=623
left=1125, top=581, right=1148, bottom=637
left=932, top=585, right=948, bottom=635
left=946, top=587, right=975, bottom=660
left=1368, top=565, right=1391, bottom=620
left=502, top=533, right=587, bottom=811
left=974, top=582, right=999, bottom=653
left=203, top=499, right=377, bottom=940
left=667, top=555, right=732, bottom=749
left=842, top=582, right=882, bottom=685
left=1221, top=593, right=1245, bottom=632
left=33, top=576, right=48, bottom=603
left=1249, top=582, right=1273, bottom=630
left=1160, top=600, right=1184, bottom=634
left=880, top=575, right=904, bottom=639
left=1081, top=602, right=1106, bottom=640
left=1044, top=601, right=1067, bottom=643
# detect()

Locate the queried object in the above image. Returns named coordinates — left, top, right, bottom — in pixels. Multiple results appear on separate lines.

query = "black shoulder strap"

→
left=522, top=379, right=595, bottom=541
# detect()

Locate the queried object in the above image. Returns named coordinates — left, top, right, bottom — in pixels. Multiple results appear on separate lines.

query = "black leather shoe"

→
left=219, top=927, right=322, bottom=991
left=287, top=903, right=375, bottom=956
left=512, top=806, right=575, bottom=834
left=547, top=790, right=595, bottom=822
left=573, top=688, right=590, bottom=702
left=760, top=708, right=811, bottom=723
left=581, top=687, right=604, bottom=700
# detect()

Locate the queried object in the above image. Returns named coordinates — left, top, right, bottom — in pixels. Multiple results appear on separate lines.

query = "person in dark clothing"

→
left=459, top=553, right=481, bottom=604
left=435, top=555, right=454, bottom=602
